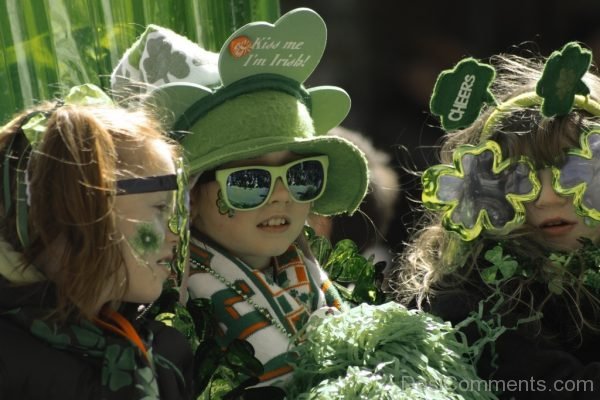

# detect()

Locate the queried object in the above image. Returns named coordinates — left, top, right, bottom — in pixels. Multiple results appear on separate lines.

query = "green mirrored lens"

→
left=287, top=160, right=325, bottom=201
left=226, top=169, right=271, bottom=209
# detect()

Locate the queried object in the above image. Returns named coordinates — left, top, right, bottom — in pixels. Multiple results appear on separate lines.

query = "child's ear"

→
left=188, top=183, right=202, bottom=220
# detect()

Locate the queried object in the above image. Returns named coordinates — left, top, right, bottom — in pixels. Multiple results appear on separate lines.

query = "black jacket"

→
left=428, top=277, right=600, bottom=400
left=0, top=277, right=194, bottom=400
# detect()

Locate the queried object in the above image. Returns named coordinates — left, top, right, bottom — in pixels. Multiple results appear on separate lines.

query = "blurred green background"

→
left=0, top=0, right=280, bottom=125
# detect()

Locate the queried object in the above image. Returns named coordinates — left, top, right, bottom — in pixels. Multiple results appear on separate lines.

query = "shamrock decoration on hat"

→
left=429, top=58, right=497, bottom=132
left=111, top=27, right=220, bottom=94
left=111, top=8, right=369, bottom=217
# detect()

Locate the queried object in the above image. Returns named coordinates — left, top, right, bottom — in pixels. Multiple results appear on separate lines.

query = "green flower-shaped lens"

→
left=553, top=129, right=600, bottom=221
left=422, top=140, right=540, bottom=241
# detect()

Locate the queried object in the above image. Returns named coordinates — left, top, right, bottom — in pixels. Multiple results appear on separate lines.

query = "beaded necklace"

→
left=190, top=258, right=294, bottom=339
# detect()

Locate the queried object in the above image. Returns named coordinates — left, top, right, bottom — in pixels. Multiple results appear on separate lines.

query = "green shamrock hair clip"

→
left=422, top=140, right=540, bottom=241
left=536, top=42, right=592, bottom=117
left=430, top=58, right=497, bottom=132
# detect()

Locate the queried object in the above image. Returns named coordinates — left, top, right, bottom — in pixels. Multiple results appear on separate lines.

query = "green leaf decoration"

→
left=430, top=58, right=496, bottom=131
left=194, top=338, right=225, bottom=395
left=483, top=245, right=503, bottom=265
left=21, top=113, right=47, bottom=147
left=187, top=297, right=215, bottom=343
left=134, top=366, right=160, bottom=398
left=548, top=252, right=570, bottom=268
left=304, top=226, right=386, bottom=305
left=548, top=277, right=564, bottom=295
left=155, top=312, right=176, bottom=325
left=30, top=320, right=71, bottom=349
left=156, top=302, right=196, bottom=347
left=485, top=239, right=600, bottom=294
left=306, top=227, right=333, bottom=266
left=63, top=83, right=113, bottom=106
left=583, top=269, right=600, bottom=292
left=72, top=324, right=106, bottom=349
left=482, top=245, right=520, bottom=283
left=498, top=259, right=518, bottom=280
left=536, top=42, right=592, bottom=117
left=325, top=239, right=366, bottom=282
left=193, top=337, right=263, bottom=398
left=17, top=83, right=112, bottom=149
left=480, top=266, right=499, bottom=284
left=103, top=345, right=135, bottom=391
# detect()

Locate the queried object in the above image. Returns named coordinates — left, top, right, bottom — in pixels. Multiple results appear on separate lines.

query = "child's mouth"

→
left=258, top=216, right=290, bottom=231
left=538, top=219, right=576, bottom=235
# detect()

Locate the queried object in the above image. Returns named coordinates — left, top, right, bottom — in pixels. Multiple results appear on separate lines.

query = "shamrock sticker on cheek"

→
left=129, top=222, right=165, bottom=257
left=553, top=129, right=600, bottom=222
left=422, top=140, right=541, bottom=241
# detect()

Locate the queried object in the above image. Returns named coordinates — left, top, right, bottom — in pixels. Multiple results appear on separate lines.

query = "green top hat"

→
left=111, top=8, right=368, bottom=216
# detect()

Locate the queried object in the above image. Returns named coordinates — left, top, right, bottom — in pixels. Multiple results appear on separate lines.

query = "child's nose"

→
left=268, top=177, right=291, bottom=204
left=533, top=168, right=568, bottom=207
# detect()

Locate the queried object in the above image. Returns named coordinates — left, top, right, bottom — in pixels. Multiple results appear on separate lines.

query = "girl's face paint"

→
left=128, top=222, right=165, bottom=257
left=114, top=141, right=178, bottom=304
left=216, top=189, right=235, bottom=218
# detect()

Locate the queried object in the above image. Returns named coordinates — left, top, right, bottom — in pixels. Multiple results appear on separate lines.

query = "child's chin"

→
left=266, top=243, right=294, bottom=258
left=546, top=238, right=579, bottom=252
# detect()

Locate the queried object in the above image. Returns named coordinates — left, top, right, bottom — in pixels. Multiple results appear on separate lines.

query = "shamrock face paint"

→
left=216, top=189, right=235, bottom=218
left=128, top=222, right=166, bottom=257
left=114, top=140, right=178, bottom=304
